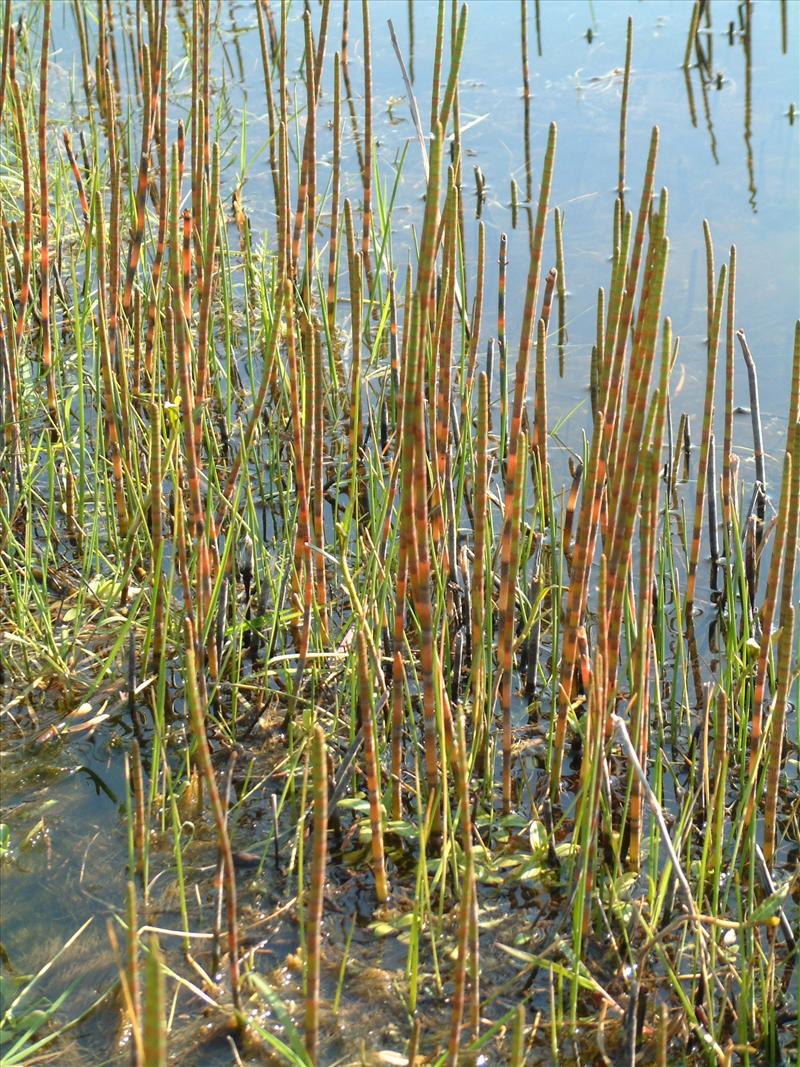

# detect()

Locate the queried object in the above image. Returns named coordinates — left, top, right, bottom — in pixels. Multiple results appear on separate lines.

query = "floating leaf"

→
left=749, top=884, right=789, bottom=925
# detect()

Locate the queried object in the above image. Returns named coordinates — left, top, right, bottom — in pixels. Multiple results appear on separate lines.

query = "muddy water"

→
left=1, top=1, right=798, bottom=1063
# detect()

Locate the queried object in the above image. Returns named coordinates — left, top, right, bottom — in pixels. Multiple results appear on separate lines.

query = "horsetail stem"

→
left=357, top=632, right=388, bottom=901
left=305, top=723, right=328, bottom=1062
left=608, top=209, right=668, bottom=533
left=499, top=431, right=528, bottom=814
left=605, top=127, right=659, bottom=469
left=327, top=52, right=342, bottom=349
left=312, top=318, right=329, bottom=642
left=94, top=192, right=130, bottom=541
left=744, top=448, right=791, bottom=826
left=142, top=934, right=167, bottom=1066
left=150, top=400, right=164, bottom=667
left=430, top=0, right=445, bottom=131
left=360, top=0, right=374, bottom=292
left=0, top=0, right=10, bottom=129
left=190, top=1, right=203, bottom=293
left=722, top=245, right=736, bottom=535
left=763, top=604, right=794, bottom=870
left=554, top=206, right=567, bottom=374
left=63, top=130, right=90, bottom=240
left=402, top=124, right=445, bottom=806
left=255, top=0, right=280, bottom=212
left=446, top=828, right=474, bottom=1065
left=470, top=371, right=489, bottom=738
left=144, top=24, right=169, bottom=380
left=686, top=262, right=726, bottom=610
left=290, top=11, right=317, bottom=279
left=7, top=44, right=30, bottom=467
left=497, top=232, right=507, bottom=464
left=284, top=275, right=313, bottom=662
left=776, top=416, right=800, bottom=671
left=432, top=181, right=458, bottom=563
left=340, top=0, right=365, bottom=179
left=465, top=219, right=485, bottom=400
left=121, top=42, right=154, bottom=325
left=38, top=0, right=58, bottom=440
left=125, top=879, right=140, bottom=1048
left=604, top=237, right=670, bottom=688
left=533, top=316, right=549, bottom=510
left=183, top=615, right=241, bottom=1015
left=618, top=16, right=633, bottom=201
left=737, top=329, right=766, bottom=534
left=195, top=142, right=220, bottom=446
left=438, top=4, right=468, bottom=134
left=551, top=410, right=604, bottom=797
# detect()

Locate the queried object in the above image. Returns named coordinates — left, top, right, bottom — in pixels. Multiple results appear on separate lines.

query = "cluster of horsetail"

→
left=0, top=1, right=797, bottom=1064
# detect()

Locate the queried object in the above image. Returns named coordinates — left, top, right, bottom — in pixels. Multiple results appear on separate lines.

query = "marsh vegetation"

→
left=0, top=1, right=798, bottom=1063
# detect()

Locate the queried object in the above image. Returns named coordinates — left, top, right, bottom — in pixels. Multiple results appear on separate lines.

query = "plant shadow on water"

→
left=0, top=0, right=798, bottom=1064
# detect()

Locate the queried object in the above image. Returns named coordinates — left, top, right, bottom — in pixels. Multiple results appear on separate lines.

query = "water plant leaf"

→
left=749, top=883, right=789, bottom=926
left=248, top=973, right=312, bottom=1066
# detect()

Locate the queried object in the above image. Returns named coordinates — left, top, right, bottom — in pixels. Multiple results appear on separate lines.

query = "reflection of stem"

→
left=521, top=1, right=534, bottom=253
left=558, top=299, right=566, bottom=378
left=742, top=0, right=756, bottom=212
left=695, top=26, right=711, bottom=77
left=685, top=617, right=704, bottom=711
left=555, top=207, right=566, bottom=377
left=780, top=0, right=787, bottom=54
left=535, top=0, right=542, bottom=57
left=707, top=432, right=719, bottom=591
left=522, top=204, right=534, bottom=255
left=387, top=18, right=428, bottom=178
left=737, top=330, right=766, bottom=541
left=698, top=67, right=719, bottom=164
left=612, top=714, right=702, bottom=922
left=704, top=0, right=713, bottom=67
left=340, top=0, right=365, bottom=177
left=694, top=0, right=718, bottom=166
left=682, top=0, right=701, bottom=70
left=229, top=5, right=244, bottom=82
left=682, top=64, right=698, bottom=129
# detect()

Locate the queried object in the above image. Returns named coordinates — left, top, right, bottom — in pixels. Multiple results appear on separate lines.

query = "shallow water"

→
left=40, top=0, right=800, bottom=456
left=2, top=1, right=798, bottom=1063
